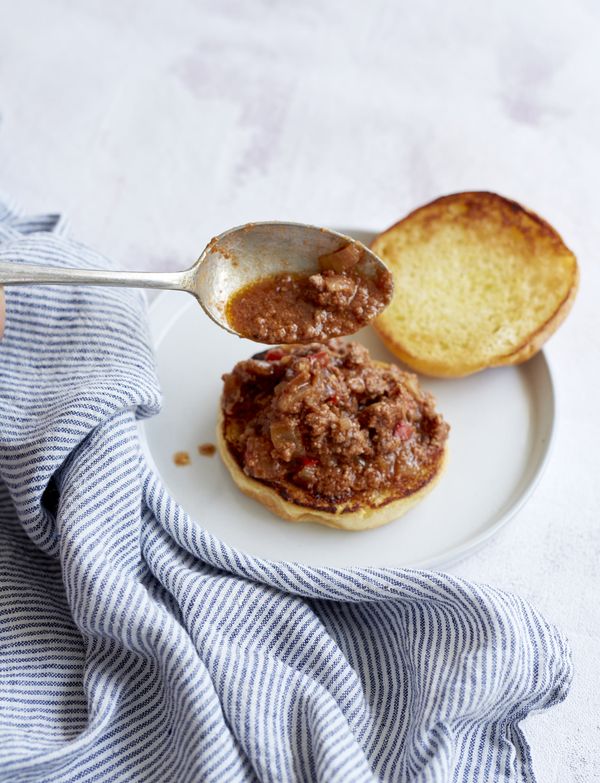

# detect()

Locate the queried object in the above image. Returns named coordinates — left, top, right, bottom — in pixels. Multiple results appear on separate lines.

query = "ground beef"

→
left=221, top=340, right=449, bottom=510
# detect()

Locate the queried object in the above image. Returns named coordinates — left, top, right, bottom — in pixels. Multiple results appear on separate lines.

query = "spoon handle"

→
left=0, top=261, right=190, bottom=292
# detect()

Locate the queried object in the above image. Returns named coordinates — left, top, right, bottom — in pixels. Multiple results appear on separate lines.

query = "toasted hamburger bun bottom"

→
left=216, top=407, right=448, bottom=532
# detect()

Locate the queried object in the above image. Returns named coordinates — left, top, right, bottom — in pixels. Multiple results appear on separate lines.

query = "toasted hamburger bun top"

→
left=372, top=191, right=578, bottom=377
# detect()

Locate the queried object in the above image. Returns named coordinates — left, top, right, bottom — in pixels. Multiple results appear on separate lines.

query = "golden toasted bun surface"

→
left=217, top=408, right=448, bottom=531
left=372, top=191, right=578, bottom=377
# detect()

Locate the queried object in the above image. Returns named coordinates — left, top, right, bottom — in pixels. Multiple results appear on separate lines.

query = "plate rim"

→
left=140, top=250, right=556, bottom=571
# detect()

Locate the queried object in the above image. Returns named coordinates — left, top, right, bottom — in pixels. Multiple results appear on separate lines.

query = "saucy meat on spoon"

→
left=226, top=243, right=393, bottom=343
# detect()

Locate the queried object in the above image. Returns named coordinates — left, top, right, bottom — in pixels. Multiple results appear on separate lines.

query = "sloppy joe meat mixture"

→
left=221, top=341, right=449, bottom=511
left=226, top=243, right=393, bottom=343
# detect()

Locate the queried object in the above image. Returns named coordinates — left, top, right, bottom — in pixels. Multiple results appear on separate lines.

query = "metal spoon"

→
left=0, top=221, right=389, bottom=340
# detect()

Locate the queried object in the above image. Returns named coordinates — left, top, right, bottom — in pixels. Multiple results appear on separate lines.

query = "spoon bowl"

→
left=191, top=222, right=390, bottom=337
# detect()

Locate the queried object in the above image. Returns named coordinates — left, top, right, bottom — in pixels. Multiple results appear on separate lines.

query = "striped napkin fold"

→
left=0, top=198, right=572, bottom=783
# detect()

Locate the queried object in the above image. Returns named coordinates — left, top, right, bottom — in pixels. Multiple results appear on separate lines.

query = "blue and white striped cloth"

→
left=0, top=197, right=572, bottom=782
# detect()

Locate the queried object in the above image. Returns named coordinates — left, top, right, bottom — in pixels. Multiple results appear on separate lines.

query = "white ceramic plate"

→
left=140, top=229, right=555, bottom=569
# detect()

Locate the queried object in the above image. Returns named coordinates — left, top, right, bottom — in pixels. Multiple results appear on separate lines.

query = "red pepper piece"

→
left=300, top=456, right=319, bottom=467
left=309, top=350, right=330, bottom=367
left=394, top=421, right=414, bottom=440
left=265, top=349, right=284, bottom=361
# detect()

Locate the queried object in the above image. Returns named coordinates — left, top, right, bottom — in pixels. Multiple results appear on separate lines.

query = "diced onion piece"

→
left=276, top=373, right=311, bottom=412
left=270, top=420, right=304, bottom=459
left=318, top=243, right=362, bottom=272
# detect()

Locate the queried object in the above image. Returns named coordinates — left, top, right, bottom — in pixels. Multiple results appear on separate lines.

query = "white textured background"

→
left=1, top=1, right=598, bottom=780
